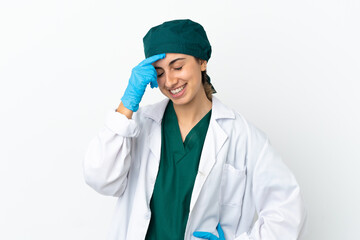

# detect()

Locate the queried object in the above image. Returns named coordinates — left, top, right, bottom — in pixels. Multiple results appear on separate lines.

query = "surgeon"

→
left=83, top=19, right=307, bottom=240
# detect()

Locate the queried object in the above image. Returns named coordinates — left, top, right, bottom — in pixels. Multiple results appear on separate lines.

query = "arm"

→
left=83, top=107, right=140, bottom=197
left=116, top=101, right=133, bottom=119
left=236, top=138, right=307, bottom=240
left=83, top=53, right=165, bottom=197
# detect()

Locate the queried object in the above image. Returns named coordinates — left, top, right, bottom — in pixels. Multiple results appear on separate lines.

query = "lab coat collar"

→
left=142, top=95, right=235, bottom=123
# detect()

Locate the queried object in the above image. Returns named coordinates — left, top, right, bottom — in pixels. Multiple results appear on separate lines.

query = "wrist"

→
left=116, top=102, right=134, bottom=119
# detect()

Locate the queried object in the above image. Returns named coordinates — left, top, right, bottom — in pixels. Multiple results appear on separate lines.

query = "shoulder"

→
left=232, top=109, right=269, bottom=157
left=213, top=96, right=268, bottom=145
left=213, top=97, right=270, bottom=168
left=132, top=98, right=169, bottom=124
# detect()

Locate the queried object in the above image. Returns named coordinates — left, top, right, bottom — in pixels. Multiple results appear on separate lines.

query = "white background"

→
left=1, top=0, right=359, bottom=239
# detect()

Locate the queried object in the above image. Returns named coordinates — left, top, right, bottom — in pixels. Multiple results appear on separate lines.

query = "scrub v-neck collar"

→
left=166, top=100, right=212, bottom=151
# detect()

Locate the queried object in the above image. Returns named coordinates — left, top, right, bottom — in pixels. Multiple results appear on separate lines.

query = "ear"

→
left=200, top=60, right=207, bottom=71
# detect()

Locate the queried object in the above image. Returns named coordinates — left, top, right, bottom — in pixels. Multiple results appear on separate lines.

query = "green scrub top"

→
left=145, top=100, right=212, bottom=240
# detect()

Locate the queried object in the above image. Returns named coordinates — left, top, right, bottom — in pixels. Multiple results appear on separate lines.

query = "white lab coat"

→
left=83, top=95, right=306, bottom=240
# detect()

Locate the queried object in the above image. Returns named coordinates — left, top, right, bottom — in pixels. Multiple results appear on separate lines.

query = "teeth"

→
left=170, top=85, right=185, bottom=94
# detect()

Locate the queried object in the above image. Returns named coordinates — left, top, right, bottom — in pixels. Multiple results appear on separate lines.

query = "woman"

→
left=83, top=19, right=306, bottom=240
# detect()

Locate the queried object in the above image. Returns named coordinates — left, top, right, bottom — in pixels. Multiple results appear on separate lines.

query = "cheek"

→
left=182, top=67, right=199, bottom=79
left=156, top=78, right=167, bottom=93
left=156, top=77, right=164, bottom=86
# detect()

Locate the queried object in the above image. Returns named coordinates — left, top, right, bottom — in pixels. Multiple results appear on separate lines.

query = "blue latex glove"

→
left=193, top=223, right=225, bottom=240
left=121, top=53, right=166, bottom=112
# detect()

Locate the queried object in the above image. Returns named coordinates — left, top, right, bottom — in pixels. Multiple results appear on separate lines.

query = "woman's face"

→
left=152, top=53, right=207, bottom=106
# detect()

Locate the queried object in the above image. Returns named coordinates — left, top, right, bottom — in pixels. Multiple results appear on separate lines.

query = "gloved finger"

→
left=217, top=223, right=225, bottom=239
left=139, top=65, right=157, bottom=79
left=137, top=53, right=166, bottom=67
left=132, top=66, right=157, bottom=84
left=150, top=78, right=158, bottom=88
left=193, top=231, right=218, bottom=240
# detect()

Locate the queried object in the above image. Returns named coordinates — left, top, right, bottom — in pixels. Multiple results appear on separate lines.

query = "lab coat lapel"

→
left=143, top=98, right=170, bottom=161
left=189, top=96, right=235, bottom=212
left=148, top=123, right=161, bottom=161
left=189, top=117, right=227, bottom=212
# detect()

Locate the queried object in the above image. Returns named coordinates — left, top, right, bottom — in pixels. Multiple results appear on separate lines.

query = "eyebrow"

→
left=154, top=58, right=186, bottom=69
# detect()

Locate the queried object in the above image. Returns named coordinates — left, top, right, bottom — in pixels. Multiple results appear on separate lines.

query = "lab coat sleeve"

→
left=83, top=108, right=141, bottom=197
left=235, top=138, right=307, bottom=240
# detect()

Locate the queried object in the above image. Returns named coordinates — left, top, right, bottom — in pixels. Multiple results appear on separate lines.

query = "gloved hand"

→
left=193, top=223, right=225, bottom=240
left=121, top=53, right=166, bottom=112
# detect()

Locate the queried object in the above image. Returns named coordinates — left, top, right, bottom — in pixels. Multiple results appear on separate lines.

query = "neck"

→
left=172, top=91, right=212, bottom=127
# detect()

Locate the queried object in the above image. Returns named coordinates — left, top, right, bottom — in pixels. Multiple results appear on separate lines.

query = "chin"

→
left=171, top=96, right=193, bottom=106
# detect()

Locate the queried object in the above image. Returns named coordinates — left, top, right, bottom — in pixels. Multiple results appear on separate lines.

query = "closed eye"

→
left=157, top=66, right=183, bottom=77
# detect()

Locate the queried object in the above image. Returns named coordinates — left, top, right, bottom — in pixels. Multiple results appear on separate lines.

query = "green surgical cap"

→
left=143, top=19, right=216, bottom=93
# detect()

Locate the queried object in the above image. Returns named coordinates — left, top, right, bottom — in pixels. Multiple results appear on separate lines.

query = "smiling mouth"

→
left=169, top=84, right=186, bottom=94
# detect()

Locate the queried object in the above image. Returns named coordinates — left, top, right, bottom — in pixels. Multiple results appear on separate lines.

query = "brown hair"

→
left=195, top=57, right=213, bottom=101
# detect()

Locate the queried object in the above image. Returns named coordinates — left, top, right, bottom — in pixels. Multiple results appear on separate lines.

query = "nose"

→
left=164, top=71, right=179, bottom=88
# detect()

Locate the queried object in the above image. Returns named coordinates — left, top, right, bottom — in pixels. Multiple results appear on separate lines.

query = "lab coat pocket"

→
left=220, top=163, right=247, bottom=207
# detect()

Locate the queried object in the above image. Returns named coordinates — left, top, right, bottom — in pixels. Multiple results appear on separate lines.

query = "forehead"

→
left=152, top=53, right=191, bottom=67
